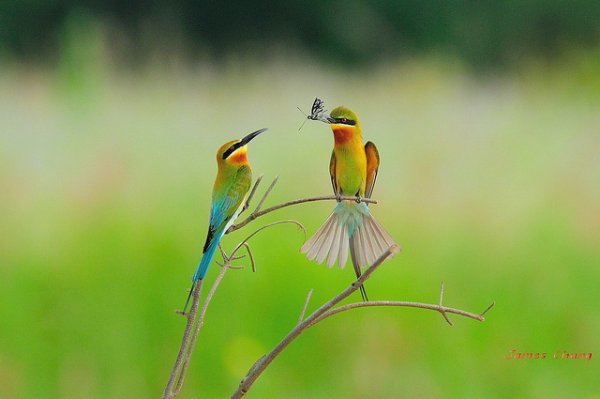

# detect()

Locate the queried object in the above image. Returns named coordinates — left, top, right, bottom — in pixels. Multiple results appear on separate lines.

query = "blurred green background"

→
left=1, top=2, right=599, bottom=398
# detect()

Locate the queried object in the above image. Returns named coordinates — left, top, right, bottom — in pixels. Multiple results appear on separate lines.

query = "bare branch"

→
left=230, top=244, right=494, bottom=399
left=228, top=195, right=377, bottom=234
left=230, top=245, right=399, bottom=399
left=163, top=219, right=306, bottom=398
left=312, top=299, right=492, bottom=325
left=173, top=261, right=230, bottom=394
left=162, top=279, right=204, bottom=399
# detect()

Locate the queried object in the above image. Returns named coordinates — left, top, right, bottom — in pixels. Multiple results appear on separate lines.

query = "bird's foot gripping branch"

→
left=162, top=176, right=494, bottom=399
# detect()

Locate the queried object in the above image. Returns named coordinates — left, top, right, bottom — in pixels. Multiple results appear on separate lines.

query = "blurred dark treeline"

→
left=2, top=0, right=600, bottom=68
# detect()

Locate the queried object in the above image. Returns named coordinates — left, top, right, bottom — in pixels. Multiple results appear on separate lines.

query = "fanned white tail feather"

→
left=300, top=202, right=399, bottom=269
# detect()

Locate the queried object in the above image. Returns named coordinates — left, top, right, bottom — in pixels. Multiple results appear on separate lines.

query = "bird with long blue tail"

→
left=181, top=128, right=267, bottom=314
left=300, top=102, right=399, bottom=301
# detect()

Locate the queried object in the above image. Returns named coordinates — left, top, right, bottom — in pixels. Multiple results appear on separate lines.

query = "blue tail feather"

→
left=193, top=231, right=224, bottom=281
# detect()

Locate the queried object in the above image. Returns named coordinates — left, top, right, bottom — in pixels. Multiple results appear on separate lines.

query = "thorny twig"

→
left=162, top=232, right=282, bottom=398
left=312, top=293, right=495, bottom=326
left=172, top=263, right=229, bottom=395
left=230, top=246, right=399, bottom=398
left=230, top=245, right=494, bottom=398
left=162, top=279, right=204, bottom=398
left=162, top=178, right=309, bottom=398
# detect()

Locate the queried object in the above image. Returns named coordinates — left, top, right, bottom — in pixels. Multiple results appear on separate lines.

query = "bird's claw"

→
left=355, top=194, right=362, bottom=203
left=335, top=193, right=342, bottom=202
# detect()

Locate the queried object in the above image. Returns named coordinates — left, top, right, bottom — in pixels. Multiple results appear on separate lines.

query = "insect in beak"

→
left=297, top=97, right=330, bottom=131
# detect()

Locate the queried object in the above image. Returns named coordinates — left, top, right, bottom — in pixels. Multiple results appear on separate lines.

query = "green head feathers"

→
left=328, top=106, right=359, bottom=126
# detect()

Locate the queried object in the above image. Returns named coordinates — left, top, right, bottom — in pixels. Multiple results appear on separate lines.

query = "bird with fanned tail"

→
left=300, top=101, right=399, bottom=301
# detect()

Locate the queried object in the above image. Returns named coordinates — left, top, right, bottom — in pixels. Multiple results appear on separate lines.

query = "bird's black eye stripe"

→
left=222, top=142, right=241, bottom=159
left=334, top=117, right=356, bottom=126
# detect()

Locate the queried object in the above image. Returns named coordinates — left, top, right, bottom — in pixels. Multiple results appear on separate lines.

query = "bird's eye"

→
left=341, top=118, right=347, bottom=123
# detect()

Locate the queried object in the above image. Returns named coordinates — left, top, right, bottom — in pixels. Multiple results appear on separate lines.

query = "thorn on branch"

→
left=479, top=301, right=496, bottom=319
left=217, top=259, right=244, bottom=270
left=242, top=242, right=256, bottom=273
left=298, top=289, right=314, bottom=324
left=242, top=175, right=264, bottom=213
left=254, top=176, right=279, bottom=213
left=218, top=243, right=228, bottom=263
left=438, top=281, right=453, bottom=326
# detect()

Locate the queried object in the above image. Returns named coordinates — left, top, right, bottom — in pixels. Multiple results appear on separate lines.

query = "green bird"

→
left=182, top=128, right=267, bottom=312
left=301, top=105, right=398, bottom=300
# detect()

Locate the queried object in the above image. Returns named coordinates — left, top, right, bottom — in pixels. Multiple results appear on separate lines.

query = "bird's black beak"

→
left=325, top=116, right=336, bottom=124
left=240, top=128, right=268, bottom=146
left=223, top=128, right=268, bottom=159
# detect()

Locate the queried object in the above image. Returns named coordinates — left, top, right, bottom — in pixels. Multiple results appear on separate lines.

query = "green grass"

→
left=1, top=54, right=599, bottom=398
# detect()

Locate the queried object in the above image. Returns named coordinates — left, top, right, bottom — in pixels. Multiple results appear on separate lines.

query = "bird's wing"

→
left=203, top=166, right=252, bottom=252
left=364, top=141, right=380, bottom=198
left=329, top=150, right=339, bottom=195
